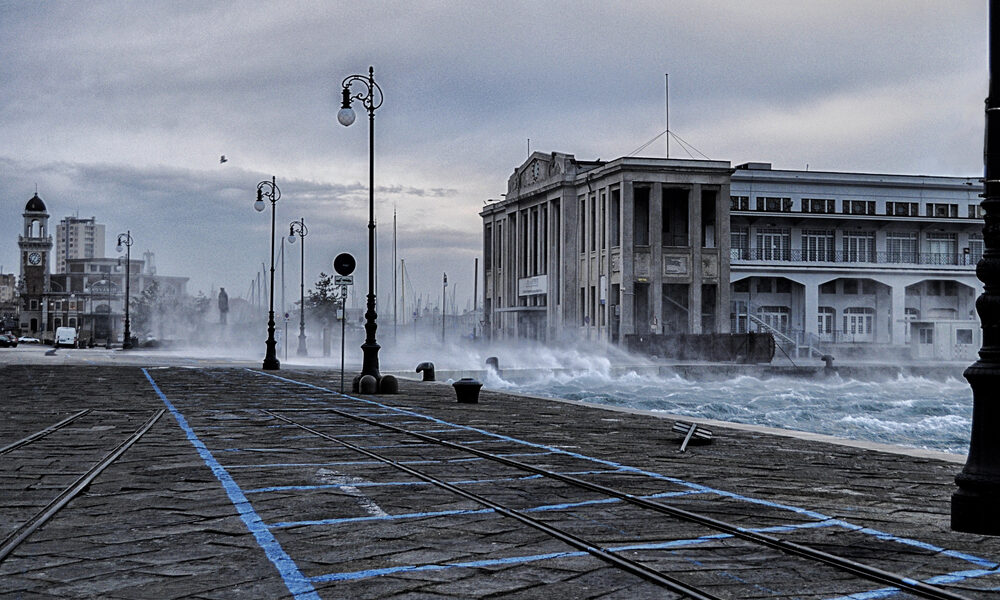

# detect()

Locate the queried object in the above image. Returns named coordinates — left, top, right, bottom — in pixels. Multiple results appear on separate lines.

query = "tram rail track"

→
left=264, top=402, right=970, bottom=600
left=0, top=409, right=92, bottom=456
left=0, top=409, right=165, bottom=563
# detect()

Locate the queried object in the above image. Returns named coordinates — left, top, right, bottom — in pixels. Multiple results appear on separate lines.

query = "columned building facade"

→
left=483, top=155, right=984, bottom=360
left=481, top=152, right=733, bottom=344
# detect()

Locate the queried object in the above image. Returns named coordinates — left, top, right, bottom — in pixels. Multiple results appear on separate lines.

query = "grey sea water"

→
left=482, top=371, right=972, bottom=455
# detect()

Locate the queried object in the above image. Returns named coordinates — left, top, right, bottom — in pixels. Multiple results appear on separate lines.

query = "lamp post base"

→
left=263, top=313, right=280, bottom=370
left=952, top=487, right=1000, bottom=535
left=297, top=334, right=307, bottom=356
left=360, top=341, right=380, bottom=378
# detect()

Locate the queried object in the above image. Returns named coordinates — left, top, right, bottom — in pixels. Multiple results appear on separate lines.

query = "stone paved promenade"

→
left=1, top=352, right=999, bottom=599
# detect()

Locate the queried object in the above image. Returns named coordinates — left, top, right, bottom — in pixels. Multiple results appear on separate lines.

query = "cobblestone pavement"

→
left=1, top=362, right=999, bottom=599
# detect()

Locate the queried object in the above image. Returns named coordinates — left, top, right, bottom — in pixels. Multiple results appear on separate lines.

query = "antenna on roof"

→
left=665, top=73, right=669, bottom=158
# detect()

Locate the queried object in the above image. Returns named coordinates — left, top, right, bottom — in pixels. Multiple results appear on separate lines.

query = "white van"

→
left=55, top=327, right=79, bottom=348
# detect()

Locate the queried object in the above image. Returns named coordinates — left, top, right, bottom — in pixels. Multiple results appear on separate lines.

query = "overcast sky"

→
left=0, top=1, right=988, bottom=314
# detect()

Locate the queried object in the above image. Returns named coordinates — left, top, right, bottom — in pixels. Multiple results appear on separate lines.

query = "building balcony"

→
left=731, top=248, right=978, bottom=269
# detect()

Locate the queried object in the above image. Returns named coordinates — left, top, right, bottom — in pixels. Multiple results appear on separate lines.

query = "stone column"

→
left=649, top=183, right=663, bottom=332
left=689, top=184, right=703, bottom=334
left=804, top=280, right=819, bottom=338
left=890, top=283, right=907, bottom=345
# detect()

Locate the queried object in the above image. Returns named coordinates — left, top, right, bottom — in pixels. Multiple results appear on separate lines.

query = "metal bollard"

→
left=453, top=378, right=483, bottom=404
left=378, top=374, right=398, bottom=394
left=358, top=374, right=377, bottom=394
left=416, top=362, right=435, bottom=381
left=485, top=357, right=500, bottom=377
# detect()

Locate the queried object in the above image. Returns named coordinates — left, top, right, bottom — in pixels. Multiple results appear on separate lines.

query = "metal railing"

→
left=731, top=248, right=977, bottom=266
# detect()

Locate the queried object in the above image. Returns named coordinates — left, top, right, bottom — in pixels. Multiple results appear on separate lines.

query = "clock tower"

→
left=19, top=193, right=52, bottom=334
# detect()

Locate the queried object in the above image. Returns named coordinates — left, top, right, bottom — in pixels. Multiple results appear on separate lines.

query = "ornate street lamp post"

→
left=288, top=218, right=309, bottom=356
left=255, top=176, right=281, bottom=370
left=953, top=0, right=1000, bottom=534
left=115, top=232, right=133, bottom=349
left=338, top=66, right=383, bottom=378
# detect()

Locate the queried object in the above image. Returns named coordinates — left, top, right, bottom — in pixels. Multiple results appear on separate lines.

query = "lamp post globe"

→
left=339, top=66, right=384, bottom=379
left=255, top=176, right=281, bottom=370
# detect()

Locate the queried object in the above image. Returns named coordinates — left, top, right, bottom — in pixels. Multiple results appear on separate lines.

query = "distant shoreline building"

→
left=16, top=193, right=188, bottom=343
left=482, top=153, right=984, bottom=361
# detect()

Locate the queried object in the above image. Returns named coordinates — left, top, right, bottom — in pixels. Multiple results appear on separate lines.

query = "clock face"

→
left=28, top=252, right=42, bottom=266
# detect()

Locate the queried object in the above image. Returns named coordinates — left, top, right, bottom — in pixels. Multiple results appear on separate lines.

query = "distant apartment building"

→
left=55, top=216, right=105, bottom=274
left=482, top=153, right=985, bottom=361
left=729, top=162, right=983, bottom=360
left=0, top=273, right=17, bottom=330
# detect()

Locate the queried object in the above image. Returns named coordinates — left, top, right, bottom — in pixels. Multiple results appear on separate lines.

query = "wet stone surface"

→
left=0, top=363, right=998, bottom=599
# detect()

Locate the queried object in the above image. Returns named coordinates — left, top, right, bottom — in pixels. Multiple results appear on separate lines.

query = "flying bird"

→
left=220, top=155, right=228, bottom=164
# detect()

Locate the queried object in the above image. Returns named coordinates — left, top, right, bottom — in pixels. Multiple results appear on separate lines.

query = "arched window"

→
left=843, top=307, right=874, bottom=342
left=756, top=305, right=790, bottom=334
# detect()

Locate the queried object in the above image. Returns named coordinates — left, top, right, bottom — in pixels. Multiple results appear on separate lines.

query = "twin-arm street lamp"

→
left=288, top=218, right=308, bottom=356
left=255, top=176, right=281, bottom=370
left=115, top=232, right=133, bottom=350
left=338, top=66, right=383, bottom=378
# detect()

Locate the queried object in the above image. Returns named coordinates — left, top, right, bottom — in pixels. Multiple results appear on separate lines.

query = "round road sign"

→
left=334, top=252, right=356, bottom=276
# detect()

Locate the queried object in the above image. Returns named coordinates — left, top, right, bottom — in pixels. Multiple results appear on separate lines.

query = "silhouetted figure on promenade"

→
left=218, top=288, right=229, bottom=325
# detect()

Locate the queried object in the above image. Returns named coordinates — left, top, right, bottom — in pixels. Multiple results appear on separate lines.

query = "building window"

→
left=843, top=280, right=859, bottom=294
left=756, top=305, right=790, bottom=334
left=730, top=195, right=749, bottom=211
left=610, top=189, right=621, bottom=247
left=730, top=227, right=748, bottom=260
left=886, top=201, right=919, bottom=217
left=969, top=204, right=984, bottom=219
left=843, top=307, right=874, bottom=339
left=927, top=232, right=957, bottom=265
left=957, top=329, right=974, bottom=345
left=843, top=231, right=875, bottom=262
left=886, top=232, right=918, bottom=263
left=818, top=307, right=835, bottom=338
left=756, top=228, right=790, bottom=261
left=918, top=327, right=934, bottom=344
left=970, top=234, right=984, bottom=264
left=802, top=229, right=834, bottom=261
left=843, top=200, right=875, bottom=215
left=68, top=317, right=76, bottom=327
left=30, top=299, right=38, bottom=310
left=819, top=281, right=837, bottom=294
left=927, top=203, right=958, bottom=218
left=802, top=198, right=835, bottom=214
left=756, top=197, right=792, bottom=212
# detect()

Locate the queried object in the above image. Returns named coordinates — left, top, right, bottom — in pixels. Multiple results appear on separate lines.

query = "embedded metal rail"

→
left=263, top=410, right=722, bottom=600
left=271, top=405, right=970, bottom=600
left=0, top=409, right=92, bottom=456
left=0, top=409, right=165, bottom=563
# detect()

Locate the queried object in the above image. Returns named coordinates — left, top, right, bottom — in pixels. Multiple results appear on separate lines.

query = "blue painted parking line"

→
left=252, top=369, right=1000, bottom=577
left=824, top=565, right=1000, bottom=599
left=142, top=369, right=320, bottom=600
left=269, top=489, right=708, bottom=529
left=245, top=469, right=621, bottom=494
left=308, top=520, right=842, bottom=584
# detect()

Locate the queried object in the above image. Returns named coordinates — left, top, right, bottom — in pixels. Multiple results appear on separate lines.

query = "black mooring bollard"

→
left=378, top=374, right=398, bottom=394
left=485, top=356, right=500, bottom=376
left=358, top=374, right=377, bottom=394
left=453, top=378, right=483, bottom=404
left=416, top=362, right=435, bottom=381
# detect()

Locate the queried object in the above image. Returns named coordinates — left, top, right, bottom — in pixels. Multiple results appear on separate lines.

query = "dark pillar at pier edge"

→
left=953, top=0, right=1000, bottom=535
